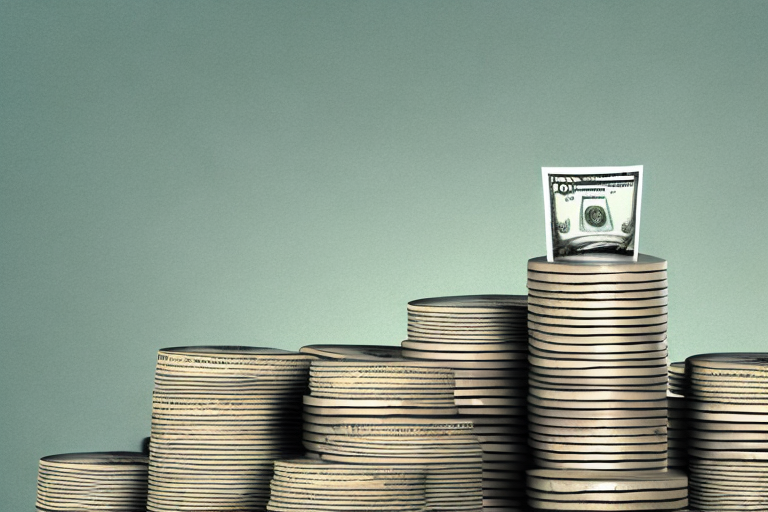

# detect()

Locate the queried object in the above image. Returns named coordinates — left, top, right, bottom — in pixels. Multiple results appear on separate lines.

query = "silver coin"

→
left=526, top=269, right=667, bottom=284
left=299, top=345, right=403, bottom=360
left=527, top=255, right=667, bottom=274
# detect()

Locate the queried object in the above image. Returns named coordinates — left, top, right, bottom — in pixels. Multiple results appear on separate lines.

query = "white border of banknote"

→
left=542, top=165, right=643, bottom=262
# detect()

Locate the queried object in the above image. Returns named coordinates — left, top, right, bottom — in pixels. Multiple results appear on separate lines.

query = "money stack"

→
left=301, top=358, right=483, bottom=512
left=267, top=458, right=427, bottom=512
left=667, top=361, right=688, bottom=470
left=36, top=452, right=148, bottom=512
left=668, top=361, right=687, bottom=395
left=685, top=353, right=768, bottom=511
left=148, top=346, right=313, bottom=512
left=401, top=295, right=530, bottom=512
left=526, top=469, right=688, bottom=511
left=525, top=255, right=682, bottom=510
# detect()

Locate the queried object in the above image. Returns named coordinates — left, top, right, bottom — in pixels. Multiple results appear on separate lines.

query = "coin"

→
left=299, top=344, right=403, bottom=360
left=408, top=295, right=527, bottom=313
left=527, top=254, right=667, bottom=274
left=527, top=279, right=667, bottom=293
left=527, top=270, right=667, bottom=284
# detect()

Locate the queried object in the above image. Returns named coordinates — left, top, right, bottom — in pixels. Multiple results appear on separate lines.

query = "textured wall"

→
left=1, top=1, right=767, bottom=509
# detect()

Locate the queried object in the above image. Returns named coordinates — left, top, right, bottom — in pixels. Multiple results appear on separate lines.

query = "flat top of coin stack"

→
left=526, top=468, right=688, bottom=512
left=528, top=254, right=667, bottom=273
left=37, top=452, right=148, bottom=512
left=267, top=458, right=426, bottom=512
left=684, top=353, right=768, bottom=510
left=300, top=344, right=403, bottom=361
left=150, top=346, right=312, bottom=512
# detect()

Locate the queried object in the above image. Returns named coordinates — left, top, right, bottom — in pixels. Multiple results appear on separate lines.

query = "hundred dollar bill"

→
left=542, top=166, right=643, bottom=262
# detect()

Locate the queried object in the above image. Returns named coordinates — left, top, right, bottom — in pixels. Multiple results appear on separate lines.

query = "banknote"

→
left=542, top=166, right=643, bottom=262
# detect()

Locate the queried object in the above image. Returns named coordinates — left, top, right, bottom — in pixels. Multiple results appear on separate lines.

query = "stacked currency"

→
left=299, top=357, right=482, bottom=512
left=668, top=361, right=687, bottom=395
left=685, top=353, right=768, bottom=511
left=402, top=295, right=530, bottom=512
left=667, top=361, right=688, bottom=470
left=36, top=452, right=148, bottom=512
left=526, top=469, right=688, bottom=511
left=311, top=424, right=483, bottom=510
left=267, top=458, right=427, bottom=512
left=526, top=255, right=670, bottom=473
left=148, top=346, right=313, bottom=512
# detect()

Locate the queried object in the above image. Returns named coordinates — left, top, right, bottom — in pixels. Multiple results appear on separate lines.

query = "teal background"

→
left=1, top=1, right=766, bottom=509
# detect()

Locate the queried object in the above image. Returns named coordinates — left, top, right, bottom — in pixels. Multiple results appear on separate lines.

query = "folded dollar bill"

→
left=542, top=166, right=643, bottom=262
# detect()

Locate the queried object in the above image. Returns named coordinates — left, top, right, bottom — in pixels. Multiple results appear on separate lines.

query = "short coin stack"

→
left=148, top=346, right=313, bottom=512
left=686, top=353, right=768, bottom=511
left=310, top=423, right=483, bottom=511
left=526, top=469, right=688, bottom=511
left=301, top=358, right=482, bottom=511
left=667, top=361, right=688, bottom=470
left=36, top=452, right=148, bottom=512
left=267, top=458, right=427, bottom=512
left=668, top=361, right=687, bottom=395
left=302, top=359, right=458, bottom=442
left=526, top=255, right=670, bottom=473
left=402, top=295, right=530, bottom=511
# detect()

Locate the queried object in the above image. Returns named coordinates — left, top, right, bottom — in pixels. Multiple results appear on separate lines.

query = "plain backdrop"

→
left=1, top=1, right=767, bottom=509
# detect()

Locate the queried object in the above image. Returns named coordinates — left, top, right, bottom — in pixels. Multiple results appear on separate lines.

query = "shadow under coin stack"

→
left=148, top=346, right=313, bottom=512
left=36, top=452, right=148, bottom=512
left=526, top=255, right=685, bottom=511
left=302, top=359, right=483, bottom=512
left=685, top=353, right=768, bottom=511
left=267, top=458, right=427, bottom=512
left=667, top=361, right=688, bottom=471
left=402, top=295, right=530, bottom=512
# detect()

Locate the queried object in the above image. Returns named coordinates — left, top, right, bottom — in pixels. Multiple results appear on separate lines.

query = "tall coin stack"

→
left=402, top=295, right=530, bottom=512
left=301, top=358, right=483, bottom=512
left=148, top=346, right=313, bottom=512
left=526, top=255, right=669, bottom=471
left=36, top=452, right=148, bottom=512
left=525, top=255, right=680, bottom=510
left=685, top=353, right=768, bottom=511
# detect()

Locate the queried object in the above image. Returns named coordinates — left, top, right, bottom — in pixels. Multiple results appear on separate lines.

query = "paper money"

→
left=542, top=166, right=643, bottom=262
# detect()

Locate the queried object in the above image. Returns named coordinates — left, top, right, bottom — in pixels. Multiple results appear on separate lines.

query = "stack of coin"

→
left=303, top=359, right=458, bottom=440
left=667, top=392, right=687, bottom=470
left=526, top=469, right=689, bottom=511
left=267, top=458, right=427, bottom=512
left=526, top=255, right=670, bottom=472
left=686, top=353, right=768, bottom=511
left=148, top=346, right=313, bottom=512
left=302, top=359, right=483, bottom=511
left=668, top=361, right=687, bottom=396
left=667, top=361, right=688, bottom=470
left=36, top=452, right=148, bottom=512
left=308, top=422, right=483, bottom=511
left=403, top=295, right=530, bottom=512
